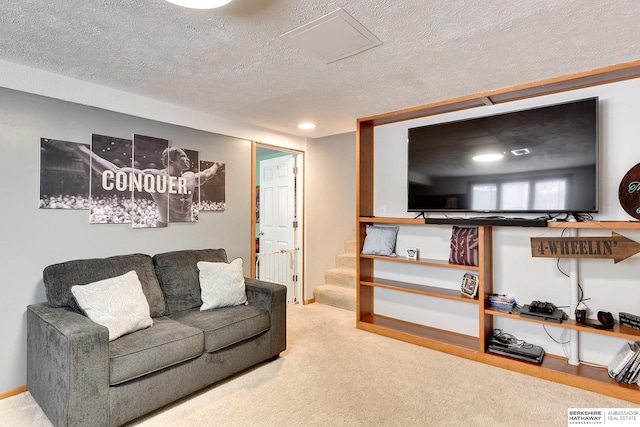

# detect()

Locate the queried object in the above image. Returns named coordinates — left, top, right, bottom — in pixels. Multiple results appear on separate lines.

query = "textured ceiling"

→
left=1, top=0, right=640, bottom=138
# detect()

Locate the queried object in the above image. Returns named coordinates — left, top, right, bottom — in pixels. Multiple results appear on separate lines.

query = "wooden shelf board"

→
left=359, top=313, right=640, bottom=403
left=359, top=216, right=425, bottom=225
left=547, top=220, right=640, bottom=230
left=357, top=314, right=479, bottom=354
left=485, top=307, right=640, bottom=340
left=361, top=278, right=479, bottom=304
left=360, top=254, right=479, bottom=271
left=358, top=313, right=640, bottom=402
left=481, top=353, right=640, bottom=403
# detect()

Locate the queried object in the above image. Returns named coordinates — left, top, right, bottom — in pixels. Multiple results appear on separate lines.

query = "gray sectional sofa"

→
left=27, top=248, right=287, bottom=427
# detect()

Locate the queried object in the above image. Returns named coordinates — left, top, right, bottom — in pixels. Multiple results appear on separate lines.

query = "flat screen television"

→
left=407, top=97, right=599, bottom=214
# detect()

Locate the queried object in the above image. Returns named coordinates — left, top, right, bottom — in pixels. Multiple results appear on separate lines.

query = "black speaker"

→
left=576, top=309, right=614, bottom=329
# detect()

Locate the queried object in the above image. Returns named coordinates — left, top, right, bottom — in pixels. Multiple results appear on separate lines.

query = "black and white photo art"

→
left=199, top=160, right=226, bottom=211
left=90, top=134, right=134, bottom=224
left=39, top=138, right=90, bottom=210
left=39, top=134, right=225, bottom=227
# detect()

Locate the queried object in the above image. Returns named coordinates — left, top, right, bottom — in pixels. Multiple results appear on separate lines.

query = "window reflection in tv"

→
left=407, top=98, right=598, bottom=213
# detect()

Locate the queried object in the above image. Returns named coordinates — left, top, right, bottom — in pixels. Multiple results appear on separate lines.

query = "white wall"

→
left=371, top=78, right=640, bottom=365
left=0, top=60, right=314, bottom=392
left=0, top=60, right=305, bottom=151
left=305, top=132, right=356, bottom=300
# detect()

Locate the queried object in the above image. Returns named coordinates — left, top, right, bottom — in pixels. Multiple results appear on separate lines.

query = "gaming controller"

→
left=530, top=300, right=556, bottom=314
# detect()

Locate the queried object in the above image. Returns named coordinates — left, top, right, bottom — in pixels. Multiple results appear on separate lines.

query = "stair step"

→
left=314, top=285, right=355, bottom=311
left=336, top=253, right=356, bottom=269
left=325, top=268, right=356, bottom=288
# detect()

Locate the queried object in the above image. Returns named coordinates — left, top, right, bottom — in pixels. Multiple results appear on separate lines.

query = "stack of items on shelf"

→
left=488, top=293, right=516, bottom=310
left=487, top=329, right=545, bottom=364
left=620, top=312, right=640, bottom=331
left=608, top=342, right=640, bottom=384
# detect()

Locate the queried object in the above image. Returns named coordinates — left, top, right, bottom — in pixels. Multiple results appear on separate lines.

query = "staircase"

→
left=313, top=238, right=356, bottom=311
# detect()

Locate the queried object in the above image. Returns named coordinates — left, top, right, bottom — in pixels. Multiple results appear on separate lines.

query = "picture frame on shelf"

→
left=460, top=272, right=479, bottom=298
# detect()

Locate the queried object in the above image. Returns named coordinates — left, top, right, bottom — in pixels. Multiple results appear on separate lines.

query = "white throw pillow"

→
left=361, top=225, right=399, bottom=256
left=71, top=270, right=153, bottom=341
left=198, top=258, right=247, bottom=311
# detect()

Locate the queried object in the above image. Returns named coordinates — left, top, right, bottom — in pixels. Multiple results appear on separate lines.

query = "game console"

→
left=488, top=331, right=545, bottom=364
left=519, top=304, right=566, bottom=323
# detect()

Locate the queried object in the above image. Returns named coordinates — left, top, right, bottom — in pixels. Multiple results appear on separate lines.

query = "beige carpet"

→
left=2, top=303, right=638, bottom=427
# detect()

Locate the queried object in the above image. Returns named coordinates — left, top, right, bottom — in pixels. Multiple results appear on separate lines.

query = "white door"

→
left=258, top=154, right=298, bottom=302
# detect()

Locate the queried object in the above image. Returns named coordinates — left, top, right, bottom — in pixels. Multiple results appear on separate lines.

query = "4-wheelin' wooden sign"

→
left=531, top=232, right=640, bottom=264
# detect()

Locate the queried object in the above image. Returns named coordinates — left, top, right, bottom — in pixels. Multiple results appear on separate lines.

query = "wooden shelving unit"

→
left=357, top=219, right=495, bottom=355
left=357, top=220, right=640, bottom=403
left=355, top=61, right=640, bottom=405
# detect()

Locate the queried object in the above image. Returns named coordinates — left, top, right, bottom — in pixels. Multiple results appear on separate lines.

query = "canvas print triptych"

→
left=39, top=134, right=226, bottom=228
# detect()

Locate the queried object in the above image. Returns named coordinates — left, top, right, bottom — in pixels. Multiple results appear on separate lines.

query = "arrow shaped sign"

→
left=531, top=232, right=640, bottom=264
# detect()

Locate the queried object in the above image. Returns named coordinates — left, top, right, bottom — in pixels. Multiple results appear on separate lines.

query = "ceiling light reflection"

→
left=472, top=153, right=504, bottom=162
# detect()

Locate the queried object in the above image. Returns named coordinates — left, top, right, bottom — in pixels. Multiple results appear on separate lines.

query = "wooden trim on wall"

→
left=356, top=120, right=375, bottom=218
left=359, top=59, right=640, bottom=127
left=251, top=142, right=258, bottom=278
left=0, top=385, right=27, bottom=400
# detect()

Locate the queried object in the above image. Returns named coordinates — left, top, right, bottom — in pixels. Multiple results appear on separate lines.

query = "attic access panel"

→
left=280, top=8, right=382, bottom=64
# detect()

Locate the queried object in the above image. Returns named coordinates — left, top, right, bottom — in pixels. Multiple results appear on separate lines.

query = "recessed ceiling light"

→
left=473, top=153, right=504, bottom=162
left=165, top=0, right=232, bottom=9
left=298, top=123, right=316, bottom=130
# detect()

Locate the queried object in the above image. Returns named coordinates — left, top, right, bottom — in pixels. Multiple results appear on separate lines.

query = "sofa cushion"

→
left=71, top=270, right=153, bottom=341
left=108, top=317, right=203, bottom=385
left=169, top=305, right=270, bottom=353
left=198, top=258, right=247, bottom=310
left=153, top=248, right=228, bottom=315
left=43, top=254, right=166, bottom=317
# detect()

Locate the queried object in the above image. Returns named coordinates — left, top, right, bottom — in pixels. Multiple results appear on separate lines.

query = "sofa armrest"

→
left=27, top=303, right=110, bottom=427
left=244, top=278, right=287, bottom=357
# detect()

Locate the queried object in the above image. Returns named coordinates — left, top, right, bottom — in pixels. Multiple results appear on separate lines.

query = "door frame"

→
left=251, top=141, right=305, bottom=303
